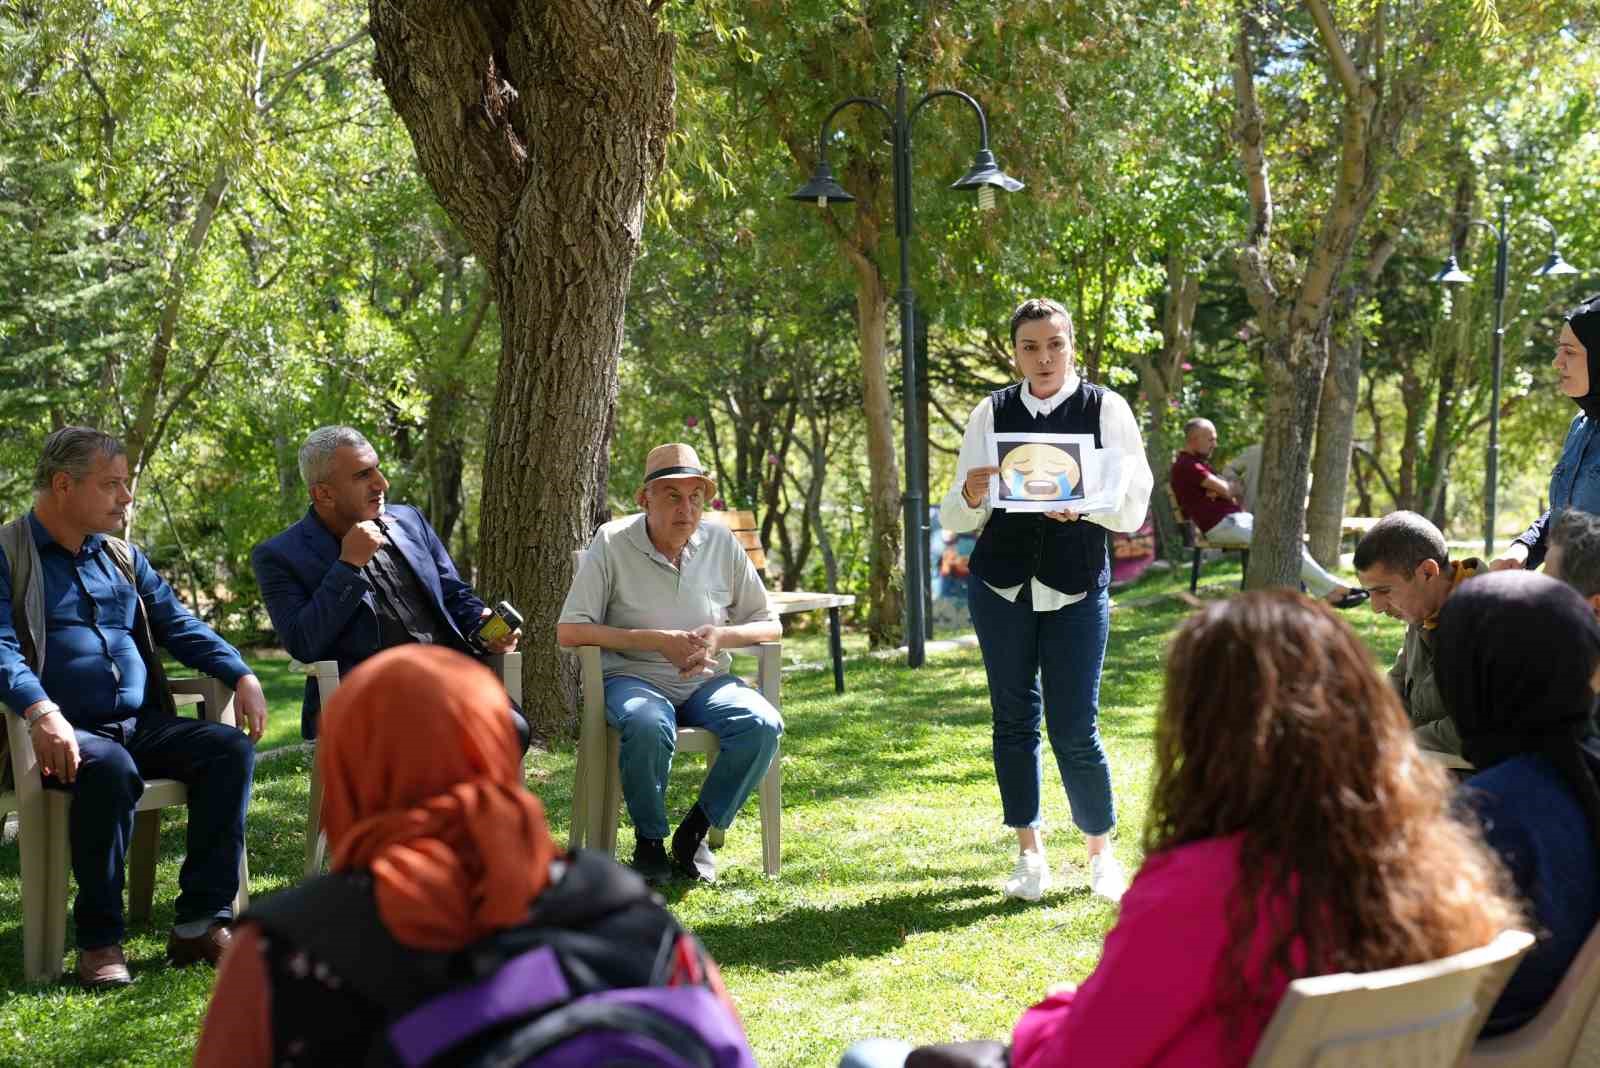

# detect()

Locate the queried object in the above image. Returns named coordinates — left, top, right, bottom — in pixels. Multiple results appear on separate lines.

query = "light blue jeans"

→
left=604, top=673, right=783, bottom=840
left=1204, top=511, right=1343, bottom=597
left=838, top=1039, right=913, bottom=1068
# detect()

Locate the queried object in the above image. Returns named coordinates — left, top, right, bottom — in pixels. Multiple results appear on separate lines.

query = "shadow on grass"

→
left=682, top=882, right=1035, bottom=971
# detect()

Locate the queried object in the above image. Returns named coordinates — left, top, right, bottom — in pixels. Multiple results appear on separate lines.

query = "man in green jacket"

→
left=1354, top=511, right=1483, bottom=760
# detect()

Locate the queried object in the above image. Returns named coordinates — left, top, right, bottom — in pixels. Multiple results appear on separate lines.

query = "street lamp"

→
left=790, top=64, right=1023, bottom=668
left=1430, top=194, right=1579, bottom=558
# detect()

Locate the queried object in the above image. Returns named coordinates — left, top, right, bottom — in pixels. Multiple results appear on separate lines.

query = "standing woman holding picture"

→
left=1494, top=294, right=1600, bottom=571
left=938, top=298, right=1154, bottom=903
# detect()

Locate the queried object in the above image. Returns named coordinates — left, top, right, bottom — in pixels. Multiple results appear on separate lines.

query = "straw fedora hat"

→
left=641, top=443, right=718, bottom=497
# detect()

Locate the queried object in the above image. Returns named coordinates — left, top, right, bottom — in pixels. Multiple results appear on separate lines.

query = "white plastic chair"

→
left=1465, top=919, right=1600, bottom=1067
left=567, top=640, right=782, bottom=876
left=299, top=652, right=523, bottom=875
left=1247, top=929, right=1535, bottom=1067
left=2, top=677, right=251, bottom=983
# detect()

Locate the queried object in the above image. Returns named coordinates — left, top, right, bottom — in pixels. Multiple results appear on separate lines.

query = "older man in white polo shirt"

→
left=557, top=444, right=783, bottom=883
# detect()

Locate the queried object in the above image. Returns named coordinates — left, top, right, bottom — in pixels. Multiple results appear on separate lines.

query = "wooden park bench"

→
left=704, top=509, right=856, bottom=694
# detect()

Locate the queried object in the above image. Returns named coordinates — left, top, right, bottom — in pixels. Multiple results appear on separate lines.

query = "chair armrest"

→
left=168, top=676, right=237, bottom=729
left=484, top=651, right=523, bottom=707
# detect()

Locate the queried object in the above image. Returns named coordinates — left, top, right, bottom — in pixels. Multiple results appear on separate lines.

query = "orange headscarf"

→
left=317, top=645, right=556, bottom=950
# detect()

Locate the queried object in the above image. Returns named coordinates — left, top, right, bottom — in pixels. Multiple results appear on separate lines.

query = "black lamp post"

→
left=1430, top=194, right=1578, bottom=558
left=790, top=64, right=1022, bottom=668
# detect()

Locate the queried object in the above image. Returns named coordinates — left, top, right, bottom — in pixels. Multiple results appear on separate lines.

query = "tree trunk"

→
left=850, top=254, right=905, bottom=647
left=370, top=0, right=674, bottom=733
left=1307, top=324, right=1360, bottom=566
left=1248, top=334, right=1327, bottom=588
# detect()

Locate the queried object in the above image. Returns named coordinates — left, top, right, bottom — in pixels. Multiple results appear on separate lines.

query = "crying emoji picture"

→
left=998, top=442, right=1082, bottom=501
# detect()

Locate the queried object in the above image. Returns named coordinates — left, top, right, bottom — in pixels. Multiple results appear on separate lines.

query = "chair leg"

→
left=1190, top=546, right=1203, bottom=594
left=128, top=809, right=160, bottom=925
left=45, top=795, right=71, bottom=980
left=601, top=731, right=623, bottom=855
left=18, top=802, right=51, bottom=981
left=1241, top=549, right=1250, bottom=588
left=758, top=745, right=782, bottom=877
left=705, top=748, right=726, bottom=849
left=305, top=751, right=325, bottom=877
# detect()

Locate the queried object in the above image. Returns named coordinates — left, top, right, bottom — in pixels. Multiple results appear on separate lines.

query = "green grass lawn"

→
left=0, top=560, right=1405, bottom=1067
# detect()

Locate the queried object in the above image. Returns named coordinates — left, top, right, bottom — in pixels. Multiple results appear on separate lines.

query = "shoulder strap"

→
left=101, top=536, right=177, bottom=717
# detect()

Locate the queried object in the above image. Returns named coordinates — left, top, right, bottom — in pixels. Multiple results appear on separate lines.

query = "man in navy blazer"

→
left=251, top=426, right=527, bottom=747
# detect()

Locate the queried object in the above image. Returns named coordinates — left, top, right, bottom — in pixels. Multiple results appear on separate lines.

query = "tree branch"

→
left=261, top=27, right=370, bottom=114
left=1304, top=0, right=1363, bottom=101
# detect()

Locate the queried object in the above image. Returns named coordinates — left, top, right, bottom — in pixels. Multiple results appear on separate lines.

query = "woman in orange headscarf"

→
left=194, top=645, right=557, bottom=1067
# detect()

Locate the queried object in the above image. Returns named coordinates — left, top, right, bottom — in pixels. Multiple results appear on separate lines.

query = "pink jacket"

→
left=1012, top=835, right=1291, bottom=1068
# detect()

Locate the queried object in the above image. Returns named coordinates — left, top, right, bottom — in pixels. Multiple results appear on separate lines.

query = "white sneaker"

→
left=1004, top=849, right=1052, bottom=901
left=1089, top=851, right=1128, bottom=903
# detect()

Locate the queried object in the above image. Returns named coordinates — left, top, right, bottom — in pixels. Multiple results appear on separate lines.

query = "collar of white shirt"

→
left=1020, top=374, right=1081, bottom=418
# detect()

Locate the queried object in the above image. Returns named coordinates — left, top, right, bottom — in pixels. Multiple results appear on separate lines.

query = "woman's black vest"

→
left=966, top=381, right=1112, bottom=595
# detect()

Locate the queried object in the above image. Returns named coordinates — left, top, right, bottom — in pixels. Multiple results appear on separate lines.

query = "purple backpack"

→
left=246, top=849, right=758, bottom=1068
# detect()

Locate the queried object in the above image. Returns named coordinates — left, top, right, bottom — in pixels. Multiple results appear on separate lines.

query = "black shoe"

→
left=630, top=837, right=673, bottom=885
left=673, top=837, right=718, bottom=884
left=671, top=805, right=717, bottom=884
left=1330, top=588, right=1370, bottom=610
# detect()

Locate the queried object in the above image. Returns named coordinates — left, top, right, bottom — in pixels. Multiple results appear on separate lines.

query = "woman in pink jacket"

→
left=842, top=591, right=1521, bottom=1068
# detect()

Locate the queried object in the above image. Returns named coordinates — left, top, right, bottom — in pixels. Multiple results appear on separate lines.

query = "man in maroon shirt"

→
left=1170, top=418, right=1368, bottom=609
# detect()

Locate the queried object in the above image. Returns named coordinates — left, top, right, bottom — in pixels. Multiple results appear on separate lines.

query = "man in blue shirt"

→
left=0, top=427, right=268, bottom=989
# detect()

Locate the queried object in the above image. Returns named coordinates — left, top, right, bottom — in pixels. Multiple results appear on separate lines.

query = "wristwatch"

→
left=24, top=701, right=60, bottom=728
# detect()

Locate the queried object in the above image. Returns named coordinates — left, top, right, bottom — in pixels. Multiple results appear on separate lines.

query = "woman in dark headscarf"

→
left=1436, top=570, right=1600, bottom=1034
left=1494, top=295, right=1600, bottom=570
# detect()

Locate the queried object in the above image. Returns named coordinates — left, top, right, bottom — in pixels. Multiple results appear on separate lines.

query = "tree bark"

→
left=370, top=0, right=674, bottom=733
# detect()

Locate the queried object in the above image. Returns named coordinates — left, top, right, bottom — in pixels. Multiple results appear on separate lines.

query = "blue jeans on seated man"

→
left=1201, top=511, right=1342, bottom=597
left=45, top=711, right=255, bottom=950
left=967, top=576, right=1114, bottom=835
left=603, top=673, right=783, bottom=840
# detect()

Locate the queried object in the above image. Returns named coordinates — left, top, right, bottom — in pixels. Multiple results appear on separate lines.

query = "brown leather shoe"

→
left=77, top=944, right=133, bottom=990
left=166, top=923, right=232, bottom=967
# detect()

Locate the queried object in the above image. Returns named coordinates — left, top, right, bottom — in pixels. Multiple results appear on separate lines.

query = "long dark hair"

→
left=1145, top=592, right=1519, bottom=1015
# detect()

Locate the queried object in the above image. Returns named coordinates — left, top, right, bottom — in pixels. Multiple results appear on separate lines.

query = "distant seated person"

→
left=1169, top=418, right=1367, bottom=609
left=1435, top=571, right=1600, bottom=1036
left=1352, top=511, right=1483, bottom=759
left=195, top=646, right=755, bottom=1067
left=1546, top=508, right=1600, bottom=617
left=0, top=427, right=267, bottom=989
left=839, top=592, right=1519, bottom=1068
left=556, top=443, right=782, bottom=885
left=1219, top=441, right=1262, bottom=512
left=251, top=425, right=526, bottom=749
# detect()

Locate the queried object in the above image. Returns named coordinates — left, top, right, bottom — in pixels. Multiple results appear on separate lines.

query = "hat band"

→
left=645, top=465, right=707, bottom=483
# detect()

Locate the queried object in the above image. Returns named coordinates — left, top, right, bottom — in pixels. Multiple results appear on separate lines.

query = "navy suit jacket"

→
left=251, top=505, right=486, bottom=738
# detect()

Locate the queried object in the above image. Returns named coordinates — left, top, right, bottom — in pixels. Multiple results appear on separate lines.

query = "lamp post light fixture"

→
left=1431, top=195, right=1579, bottom=558
left=789, top=64, right=1022, bottom=668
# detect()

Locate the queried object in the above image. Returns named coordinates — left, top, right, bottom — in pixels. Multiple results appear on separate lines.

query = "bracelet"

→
left=24, top=701, right=60, bottom=728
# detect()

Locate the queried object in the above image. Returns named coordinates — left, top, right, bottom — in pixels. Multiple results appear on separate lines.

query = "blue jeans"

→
left=838, top=1039, right=913, bottom=1068
left=603, top=674, right=783, bottom=840
left=968, top=577, right=1114, bottom=835
left=46, top=711, right=255, bottom=949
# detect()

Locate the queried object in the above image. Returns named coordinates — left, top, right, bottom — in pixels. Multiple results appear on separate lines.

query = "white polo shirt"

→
left=559, top=514, right=774, bottom=705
